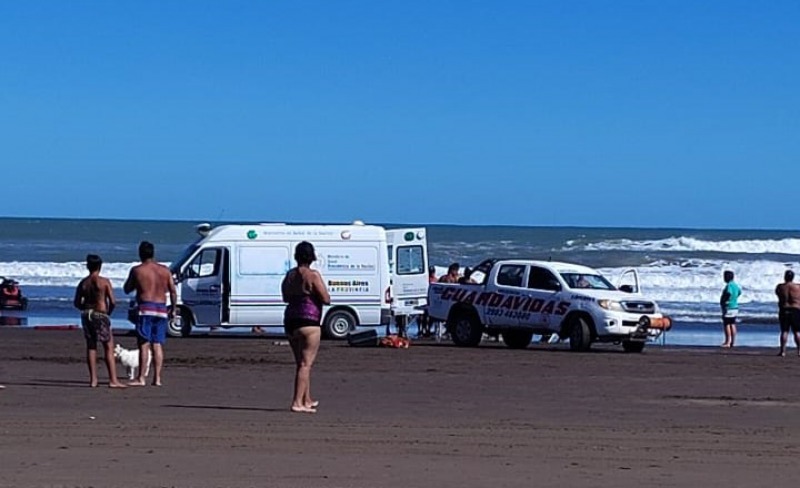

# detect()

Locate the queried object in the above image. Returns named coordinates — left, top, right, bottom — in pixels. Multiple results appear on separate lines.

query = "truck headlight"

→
left=597, top=299, right=624, bottom=311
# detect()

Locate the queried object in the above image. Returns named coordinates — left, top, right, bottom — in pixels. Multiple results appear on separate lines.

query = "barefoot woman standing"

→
left=282, top=241, right=330, bottom=413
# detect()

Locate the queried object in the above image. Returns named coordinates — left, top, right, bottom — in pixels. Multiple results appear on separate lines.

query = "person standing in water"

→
left=73, top=254, right=125, bottom=388
left=282, top=241, right=330, bottom=413
left=720, top=270, right=742, bottom=348
left=775, top=270, right=800, bottom=357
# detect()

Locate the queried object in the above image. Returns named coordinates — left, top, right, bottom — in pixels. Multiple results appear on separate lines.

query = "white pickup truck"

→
left=427, top=259, right=671, bottom=353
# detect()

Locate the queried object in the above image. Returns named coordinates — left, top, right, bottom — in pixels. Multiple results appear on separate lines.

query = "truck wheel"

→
left=449, top=312, right=483, bottom=347
left=568, top=317, right=592, bottom=352
left=168, top=311, right=193, bottom=338
left=502, top=330, right=533, bottom=349
left=323, top=310, right=356, bottom=340
left=622, top=340, right=645, bottom=353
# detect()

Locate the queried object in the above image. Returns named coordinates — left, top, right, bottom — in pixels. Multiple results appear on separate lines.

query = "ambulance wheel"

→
left=323, top=310, right=356, bottom=340
left=168, top=310, right=193, bottom=338
left=568, top=317, right=592, bottom=352
left=502, top=330, right=533, bottom=349
left=449, top=311, right=483, bottom=347
left=622, top=340, right=645, bottom=353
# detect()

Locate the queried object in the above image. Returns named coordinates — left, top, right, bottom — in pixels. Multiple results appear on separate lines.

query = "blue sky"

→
left=1, top=1, right=798, bottom=228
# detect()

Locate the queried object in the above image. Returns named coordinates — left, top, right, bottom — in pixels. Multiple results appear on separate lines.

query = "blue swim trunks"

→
left=137, top=301, right=168, bottom=344
left=137, top=315, right=167, bottom=344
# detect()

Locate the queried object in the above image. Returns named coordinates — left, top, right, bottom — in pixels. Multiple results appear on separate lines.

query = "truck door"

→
left=487, top=263, right=528, bottom=327
left=386, top=228, right=429, bottom=316
left=180, top=247, right=228, bottom=326
left=616, top=268, right=641, bottom=294
left=525, top=265, right=564, bottom=332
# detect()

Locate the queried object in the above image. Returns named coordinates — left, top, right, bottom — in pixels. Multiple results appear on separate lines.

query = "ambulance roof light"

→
left=195, top=223, right=212, bottom=237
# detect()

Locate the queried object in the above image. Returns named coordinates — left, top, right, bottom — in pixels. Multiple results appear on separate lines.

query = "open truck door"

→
left=616, top=268, right=641, bottom=294
left=386, top=228, right=429, bottom=317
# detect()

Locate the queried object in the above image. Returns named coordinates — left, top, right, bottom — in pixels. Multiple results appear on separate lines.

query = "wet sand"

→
left=2, top=327, right=800, bottom=488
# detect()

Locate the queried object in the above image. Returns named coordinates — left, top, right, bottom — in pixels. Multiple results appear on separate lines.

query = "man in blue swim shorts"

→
left=124, top=241, right=177, bottom=386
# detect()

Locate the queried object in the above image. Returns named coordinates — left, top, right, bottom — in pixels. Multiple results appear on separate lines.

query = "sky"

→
left=1, top=1, right=798, bottom=229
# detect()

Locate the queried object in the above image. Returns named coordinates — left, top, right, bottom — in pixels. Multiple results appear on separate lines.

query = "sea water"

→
left=1, top=218, right=796, bottom=348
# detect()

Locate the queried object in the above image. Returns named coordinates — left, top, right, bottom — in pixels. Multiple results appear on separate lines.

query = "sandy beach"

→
left=2, top=328, right=800, bottom=488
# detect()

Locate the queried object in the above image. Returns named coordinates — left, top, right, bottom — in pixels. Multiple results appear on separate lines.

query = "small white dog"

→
left=113, top=344, right=152, bottom=380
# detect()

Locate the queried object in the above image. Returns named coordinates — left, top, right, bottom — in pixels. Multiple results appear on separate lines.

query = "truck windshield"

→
left=169, top=243, right=200, bottom=275
left=561, top=273, right=615, bottom=290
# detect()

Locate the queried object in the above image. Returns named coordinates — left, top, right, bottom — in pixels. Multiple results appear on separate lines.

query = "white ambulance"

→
left=129, top=221, right=429, bottom=339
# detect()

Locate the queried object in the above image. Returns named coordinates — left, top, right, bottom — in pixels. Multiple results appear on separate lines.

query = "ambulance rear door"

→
left=387, top=228, right=429, bottom=316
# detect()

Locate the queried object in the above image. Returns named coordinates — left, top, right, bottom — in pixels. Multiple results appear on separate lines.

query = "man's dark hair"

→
left=86, top=254, right=103, bottom=272
left=448, top=262, right=460, bottom=273
left=723, top=270, right=734, bottom=282
left=294, top=241, right=317, bottom=265
left=786, top=270, right=795, bottom=282
left=139, top=241, right=155, bottom=261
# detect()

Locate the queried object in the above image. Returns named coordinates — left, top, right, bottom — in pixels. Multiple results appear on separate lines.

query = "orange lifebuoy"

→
left=379, top=335, right=410, bottom=348
left=649, top=317, right=672, bottom=331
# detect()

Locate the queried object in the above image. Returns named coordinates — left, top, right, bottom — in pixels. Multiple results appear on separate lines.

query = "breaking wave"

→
left=570, top=236, right=800, bottom=255
left=0, top=261, right=154, bottom=287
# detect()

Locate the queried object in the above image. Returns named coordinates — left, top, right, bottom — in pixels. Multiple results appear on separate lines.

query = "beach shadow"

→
left=538, top=346, right=626, bottom=355
left=181, top=333, right=282, bottom=341
left=163, top=404, right=285, bottom=413
left=4, top=378, right=89, bottom=388
left=32, top=378, right=88, bottom=385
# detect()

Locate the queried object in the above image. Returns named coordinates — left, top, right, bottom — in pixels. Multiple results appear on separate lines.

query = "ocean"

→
left=1, top=217, right=796, bottom=348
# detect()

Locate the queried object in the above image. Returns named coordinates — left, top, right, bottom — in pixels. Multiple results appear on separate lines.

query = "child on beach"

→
left=73, top=254, right=125, bottom=388
left=720, top=270, right=741, bottom=348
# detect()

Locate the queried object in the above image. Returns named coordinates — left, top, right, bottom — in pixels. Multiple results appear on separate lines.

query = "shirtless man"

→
left=439, top=263, right=460, bottom=283
left=73, top=254, right=125, bottom=388
left=775, top=270, right=800, bottom=357
left=457, top=267, right=478, bottom=285
left=124, top=241, right=177, bottom=386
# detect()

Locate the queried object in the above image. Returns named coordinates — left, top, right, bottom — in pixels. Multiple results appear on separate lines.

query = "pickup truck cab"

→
left=427, top=259, right=671, bottom=353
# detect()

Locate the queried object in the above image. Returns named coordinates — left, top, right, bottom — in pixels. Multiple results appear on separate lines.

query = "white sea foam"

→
left=599, top=259, right=792, bottom=304
left=571, top=236, right=800, bottom=255
left=0, top=261, right=150, bottom=287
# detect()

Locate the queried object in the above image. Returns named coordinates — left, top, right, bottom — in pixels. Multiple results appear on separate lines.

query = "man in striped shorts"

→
left=124, top=241, right=177, bottom=386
